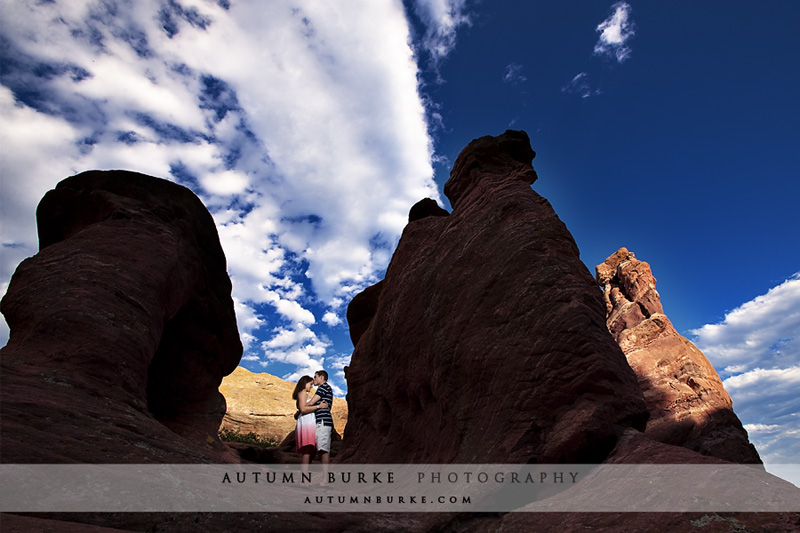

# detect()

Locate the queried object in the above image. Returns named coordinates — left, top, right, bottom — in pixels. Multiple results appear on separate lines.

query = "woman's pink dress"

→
left=295, top=406, right=316, bottom=453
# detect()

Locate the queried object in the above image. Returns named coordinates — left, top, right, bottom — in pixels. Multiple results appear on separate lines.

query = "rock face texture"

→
left=596, top=248, right=761, bottom=464
left=0, top=170, right=242, bottom=463
left=340, top=131, right=650, bottom=464
left=220, top=366, right=348, bottom=441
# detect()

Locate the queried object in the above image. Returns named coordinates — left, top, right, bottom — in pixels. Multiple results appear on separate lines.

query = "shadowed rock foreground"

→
left=0, top=170, right=242, bottom=463
left=341, top=130, right=649, bottom=464
left=1, top=136, right=797, bottom=532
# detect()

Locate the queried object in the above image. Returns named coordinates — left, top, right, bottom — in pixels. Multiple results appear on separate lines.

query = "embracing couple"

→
left=292, top=370, right=333, bottom=477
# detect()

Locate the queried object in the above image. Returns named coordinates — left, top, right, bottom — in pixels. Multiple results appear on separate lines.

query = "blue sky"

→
left=1, top=1, right=798, bottom=484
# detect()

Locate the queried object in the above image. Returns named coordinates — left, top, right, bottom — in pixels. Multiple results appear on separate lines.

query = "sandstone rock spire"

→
left=596, top=247, right=761, bottom=464
left=1, top=170, right=242, bottom=463
left=341, top=131, right=649, bottom=464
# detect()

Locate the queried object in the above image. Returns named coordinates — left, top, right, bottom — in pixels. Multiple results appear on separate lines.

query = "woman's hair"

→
left=292, top=375, right=314, bottom=400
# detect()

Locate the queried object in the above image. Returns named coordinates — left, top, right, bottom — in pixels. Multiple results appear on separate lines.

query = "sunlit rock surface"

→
left=597, top=247, right=761, bottom=464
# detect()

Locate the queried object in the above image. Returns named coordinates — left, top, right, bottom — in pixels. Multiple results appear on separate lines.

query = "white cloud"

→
left=594, top=2, right=635, bottom=63
left=561, top=72, right=602, bottom=99
left=263, top=324, right=316, bottom=350
left=503, top=63, right=527, bottom=85
left=691, top=274, right=800, bottom=468
left=0, top=84, right=88, bottom=344
left=199, top=169, right=248, bottom=196
left=322, top=311, right=342, bottom=327
left=265, top=323, right=331, bottom=385
left=722, top=366, right=800, bottom=468
left=266, top=292, right=316, bottom=326
left=744, top=423, right=781, bottom=433
left=232, top=297, right=265, bottom=352
left=409, top=0, right=471, bottom=67
left=690, top=274, right=800, bottom=376
left=323, top=353, right=352, bottom=397
left=0, top=0, right=440, bottom=394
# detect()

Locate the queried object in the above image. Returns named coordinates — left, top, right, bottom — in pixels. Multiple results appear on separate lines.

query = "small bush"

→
left=219, top=427, right=279, bottom=448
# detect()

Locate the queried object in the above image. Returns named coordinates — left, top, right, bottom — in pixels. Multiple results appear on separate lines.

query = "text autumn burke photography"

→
left=219, top=469, right=581, bottom=485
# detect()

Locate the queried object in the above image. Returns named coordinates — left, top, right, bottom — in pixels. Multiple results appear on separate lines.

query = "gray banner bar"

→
left=1, top=464, right=798, bottom=512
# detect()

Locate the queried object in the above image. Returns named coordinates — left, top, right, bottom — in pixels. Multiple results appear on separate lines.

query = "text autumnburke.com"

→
left=301, top=495, right=474, bottom=505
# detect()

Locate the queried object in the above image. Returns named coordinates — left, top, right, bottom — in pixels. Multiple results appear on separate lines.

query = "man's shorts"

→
left=315, top=423, right=332, bottom=453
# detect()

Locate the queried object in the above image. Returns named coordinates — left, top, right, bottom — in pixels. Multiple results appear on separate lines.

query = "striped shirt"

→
left=314, top=382, right=334, bottom=427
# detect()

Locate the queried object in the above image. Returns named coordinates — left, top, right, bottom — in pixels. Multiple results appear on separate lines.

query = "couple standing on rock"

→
left=292, top=370, right=333, bottom=477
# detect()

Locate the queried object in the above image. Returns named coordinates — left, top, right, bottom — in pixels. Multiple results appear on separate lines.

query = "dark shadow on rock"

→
left=408, top=197, right=449, bottom=222
left=346, top=280, right=384, bottom=347
left=0, top=170, right=242, bottom=463
left=340, top=131, right=649, bottom=464
left=632, top=372, right=762, bottom=465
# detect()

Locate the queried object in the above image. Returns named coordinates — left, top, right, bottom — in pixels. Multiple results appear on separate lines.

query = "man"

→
left=310, top=370, right=333, bottom=479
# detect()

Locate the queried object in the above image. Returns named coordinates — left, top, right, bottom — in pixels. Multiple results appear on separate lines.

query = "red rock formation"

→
left=346, top=279, right=384, bottom=347
left=596, top=248, right=761, bottom=464
left=1, top=143, right=796, bottom=533
left=0, top=170, right=242, bottom=463
left=340, top=131, right=650, bottom=464
left=408, top=197, right=449, bottom=222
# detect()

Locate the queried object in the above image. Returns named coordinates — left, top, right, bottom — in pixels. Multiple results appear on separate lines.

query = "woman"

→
left=292, top=375, right=328, bottom=473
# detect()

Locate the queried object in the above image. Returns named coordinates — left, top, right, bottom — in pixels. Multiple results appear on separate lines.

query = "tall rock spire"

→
left=0, top=170, right=243, bottom=463
left=341, top=131, right=649, bottom=464
left=597, top=247, right=761, bottom=464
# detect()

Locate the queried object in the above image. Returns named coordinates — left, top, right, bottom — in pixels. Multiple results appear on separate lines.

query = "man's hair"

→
left=315, top=370, right=328, bottom=382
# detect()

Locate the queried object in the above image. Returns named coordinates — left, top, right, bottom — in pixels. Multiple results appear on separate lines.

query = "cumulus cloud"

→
left=408, top=0, right=471, bottom=67
left=0, top=0, right=442, bottom=393
left=728, top=366, right=800, bottom=484
left=691, top=274, right=800, bottom=468
left=0, top=83, right=84, bottom=273
left=322, top=311, right=342, bottom=327
left=594, top=2, right=636, bottom=62
left=690, top=274, right=800, bottom=377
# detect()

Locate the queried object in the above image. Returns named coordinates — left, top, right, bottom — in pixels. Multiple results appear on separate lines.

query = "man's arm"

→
left=320, top=383, right=333, bottom=409
left=298, top=392, right=328, bottom=413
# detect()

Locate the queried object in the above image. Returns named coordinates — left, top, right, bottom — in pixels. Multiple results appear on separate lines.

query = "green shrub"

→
left=219, top=427, right=279, bottom=448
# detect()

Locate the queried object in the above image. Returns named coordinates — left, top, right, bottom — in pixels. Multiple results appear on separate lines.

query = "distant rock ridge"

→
left=0, top=170, right=242, bottom=463
left=597, top=247, right=761, bottom=464
left=220, top=366, right=347, bottom=441
left=341, top=130, right=650, bottom=464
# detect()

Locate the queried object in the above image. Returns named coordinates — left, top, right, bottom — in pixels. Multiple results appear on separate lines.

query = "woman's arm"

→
left=307, top=393, right=321, bottom=405
left=297, top=391, right=328, bottom=414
